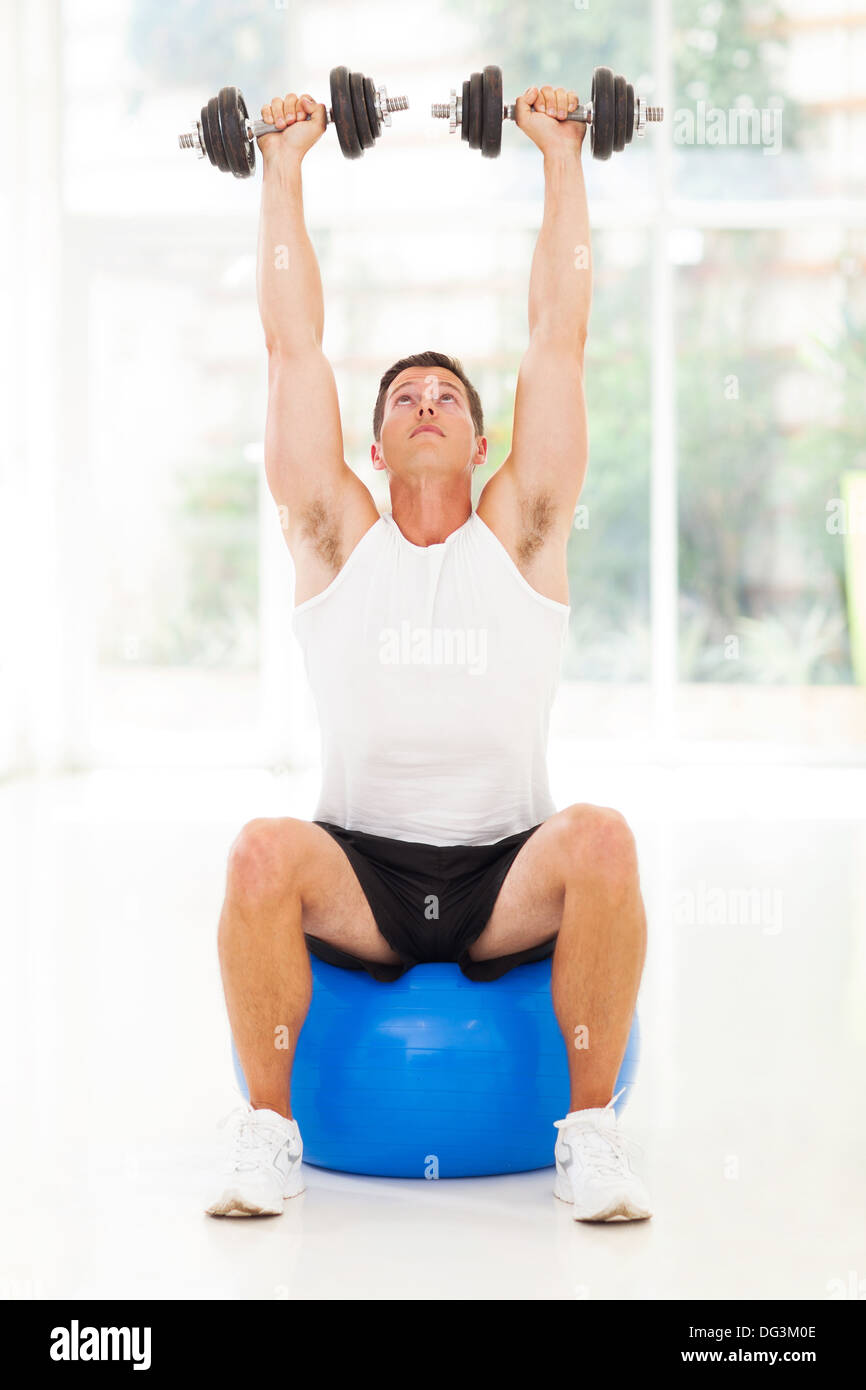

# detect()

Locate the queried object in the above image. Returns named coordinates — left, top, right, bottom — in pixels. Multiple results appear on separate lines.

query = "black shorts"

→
left=304, top=820, right=557, bottom=984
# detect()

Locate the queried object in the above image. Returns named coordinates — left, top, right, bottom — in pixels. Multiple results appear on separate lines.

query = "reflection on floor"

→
left=1, top=760, right=864, bottom=1300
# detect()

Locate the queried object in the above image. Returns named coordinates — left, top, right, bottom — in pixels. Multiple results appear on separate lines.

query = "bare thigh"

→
left=467, top=817, right=565, bottom=961
left=272, top=819, right=402, bottom=966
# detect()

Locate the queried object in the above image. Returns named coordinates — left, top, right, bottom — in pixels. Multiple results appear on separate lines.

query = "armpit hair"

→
left=300, top=498, right=342, bottom=571
left=517, top=492, right=557, bottom=566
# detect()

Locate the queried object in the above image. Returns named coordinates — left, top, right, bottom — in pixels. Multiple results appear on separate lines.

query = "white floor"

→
left=1, top=758, right=865, bottom=1301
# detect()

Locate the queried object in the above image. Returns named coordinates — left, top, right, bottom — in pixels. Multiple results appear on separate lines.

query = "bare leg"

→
left=217, top=817, right=402, bottom=1119
left=467, top=804, right=646, bottom=1111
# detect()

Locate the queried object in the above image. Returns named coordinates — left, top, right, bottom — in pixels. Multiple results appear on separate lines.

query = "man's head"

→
left=371, top=351, right=487, bottom=486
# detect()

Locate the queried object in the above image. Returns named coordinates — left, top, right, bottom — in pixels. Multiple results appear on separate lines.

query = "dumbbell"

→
left=177, top=66, right=409, bottom=176
left=431, top=64, right=662, bottom=160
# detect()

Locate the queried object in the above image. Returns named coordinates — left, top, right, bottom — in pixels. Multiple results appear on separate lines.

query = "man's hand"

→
left=515, top=85, right=584, bottom=156
left=257, top=92, right=327, bottom=165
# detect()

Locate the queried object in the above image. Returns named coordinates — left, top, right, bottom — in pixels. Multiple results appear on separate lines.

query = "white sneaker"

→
left=553, top=1098, right=652, bottom=1222
left=206, top=1103, right=304, bottom=1217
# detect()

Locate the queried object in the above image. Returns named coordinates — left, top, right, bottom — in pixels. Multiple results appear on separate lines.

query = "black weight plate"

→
left=350, top=70, right=374, bottom=149
left=468, top=71, right=483, bottom=150
left=199, top=102, right=219, bottom=168
left=329, top=65, right=362, bottom=159
left=234, top=88, right=256, bottom=175
left=590, top=65, right=615, bottom=161
left=216, top=87, right=243, bottom=176
left=613, top=73, right=627, bottom=153
left=205, top=95, right=230, bottom=171
left=218, top=86, right=255, bottom=177
left=625, top=82, right=635, bottom=143
left=460, top=79, right=471, bottom=141
left=481, top=63, right=503, bottom=158
left=363, top=74, right=381, bottom=139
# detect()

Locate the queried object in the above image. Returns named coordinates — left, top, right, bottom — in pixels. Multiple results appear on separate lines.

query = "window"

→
left=4, top=0, right=863, bottom=774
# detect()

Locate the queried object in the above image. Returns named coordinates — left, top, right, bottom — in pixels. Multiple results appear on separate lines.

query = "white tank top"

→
left=292, top=510, right=569, bottom=846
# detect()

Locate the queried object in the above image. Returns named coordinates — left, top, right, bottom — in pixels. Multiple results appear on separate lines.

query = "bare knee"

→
left=225, top=816, right=311, bottom=909
left=552, top=803, right=639, bottom=894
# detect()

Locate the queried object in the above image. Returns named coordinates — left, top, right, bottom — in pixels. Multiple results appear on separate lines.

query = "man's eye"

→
left=396, top=390, right=455, bottom=403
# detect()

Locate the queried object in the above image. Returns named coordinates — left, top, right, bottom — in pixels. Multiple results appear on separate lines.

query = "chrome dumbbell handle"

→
left=503, top=101, right=592, bottom=124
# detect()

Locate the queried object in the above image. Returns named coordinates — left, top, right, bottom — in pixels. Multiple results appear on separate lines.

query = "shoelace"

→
left=565, top=1124, right=643, bottom=1180
left=219, top=1105, right=295, bottom=1174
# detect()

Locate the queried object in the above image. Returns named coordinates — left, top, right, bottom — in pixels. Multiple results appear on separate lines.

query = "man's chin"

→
left=406, top=445, right=451, bottom=462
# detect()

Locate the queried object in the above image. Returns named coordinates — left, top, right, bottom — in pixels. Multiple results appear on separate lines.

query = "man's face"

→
left=371, top=369, right=487, bottom=480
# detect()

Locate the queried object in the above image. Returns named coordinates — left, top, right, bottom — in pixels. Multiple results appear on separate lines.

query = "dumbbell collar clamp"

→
left=178, top=123, right=206, bottom=157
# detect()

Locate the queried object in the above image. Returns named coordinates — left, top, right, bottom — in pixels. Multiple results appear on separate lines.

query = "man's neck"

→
left=389, top=479, right=473, bottom=547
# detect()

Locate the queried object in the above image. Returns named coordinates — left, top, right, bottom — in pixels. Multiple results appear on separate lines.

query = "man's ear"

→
left=371, top=442, right=385, bottom=472
left=472, top=436, right=488, bottom=469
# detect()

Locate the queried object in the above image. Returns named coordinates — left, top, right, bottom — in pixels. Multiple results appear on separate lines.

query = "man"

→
left=207, top=81, right=651, bottom=1222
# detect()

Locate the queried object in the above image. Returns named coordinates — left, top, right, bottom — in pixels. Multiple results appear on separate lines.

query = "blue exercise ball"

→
left=231, top=954, right=640, bottom=1179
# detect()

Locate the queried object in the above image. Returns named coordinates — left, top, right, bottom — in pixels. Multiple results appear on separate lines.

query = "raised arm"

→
left=257, top=93, right=378, bottom=602
left=477, top=84, right=590, bottom=598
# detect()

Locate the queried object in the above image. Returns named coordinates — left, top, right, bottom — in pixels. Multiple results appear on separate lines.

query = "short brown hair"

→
left=372, top=351, right=485, bottom=442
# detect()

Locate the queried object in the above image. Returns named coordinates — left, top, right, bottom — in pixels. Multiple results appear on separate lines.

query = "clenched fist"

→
left=515, top=85, right=584, bottom=156
left=257, top=92, right=327, bottom=164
